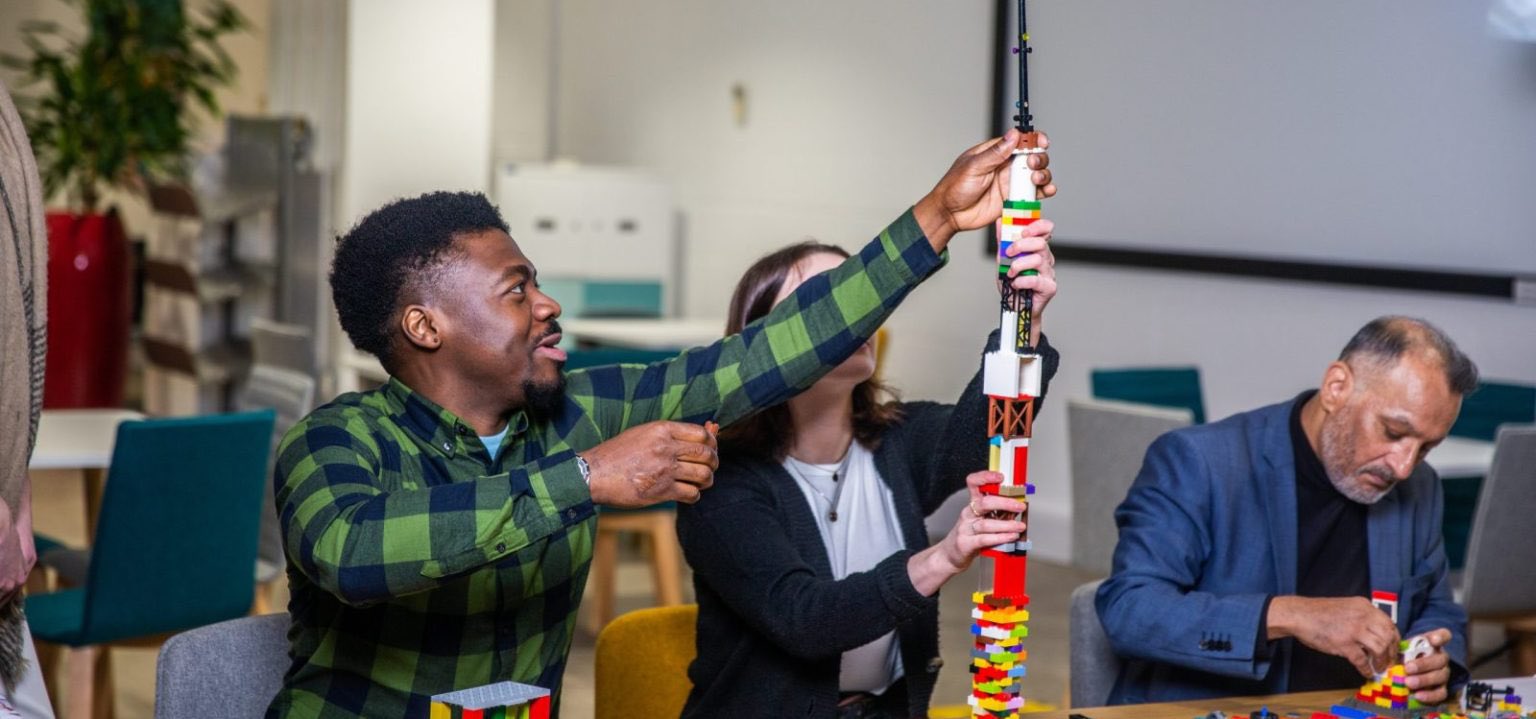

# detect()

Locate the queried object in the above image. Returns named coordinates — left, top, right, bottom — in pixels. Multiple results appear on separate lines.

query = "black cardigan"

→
left=676, top=334, right=1058, bottom=719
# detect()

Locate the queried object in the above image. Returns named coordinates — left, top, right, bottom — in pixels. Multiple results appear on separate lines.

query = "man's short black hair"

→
left=331, top=191, right=510, bottom=368
left=1339, top=316, right=1479, bottom=395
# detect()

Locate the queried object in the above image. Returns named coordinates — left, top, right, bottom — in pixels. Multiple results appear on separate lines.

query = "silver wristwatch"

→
left=575, top=454, right=591, bottom=486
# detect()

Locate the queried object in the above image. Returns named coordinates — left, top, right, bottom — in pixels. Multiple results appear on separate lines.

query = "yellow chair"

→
left=594, top=605, right=697, bottom=719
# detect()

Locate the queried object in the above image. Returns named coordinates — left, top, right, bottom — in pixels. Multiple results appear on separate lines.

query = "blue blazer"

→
left=1095, top=399, right=1467, bottom=704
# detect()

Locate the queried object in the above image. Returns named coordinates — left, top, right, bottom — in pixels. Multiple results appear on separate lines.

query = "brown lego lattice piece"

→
left=987, top=396, right=1035, bottom=438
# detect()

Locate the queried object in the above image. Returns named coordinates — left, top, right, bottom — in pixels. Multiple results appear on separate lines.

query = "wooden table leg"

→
left=83, top=467, right=105, bottom=542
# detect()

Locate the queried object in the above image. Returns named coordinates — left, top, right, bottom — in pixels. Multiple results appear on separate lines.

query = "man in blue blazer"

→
left=1097, top=317, right=1476, bottom=705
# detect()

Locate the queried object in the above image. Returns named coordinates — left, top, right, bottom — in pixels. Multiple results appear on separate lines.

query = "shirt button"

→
left=566, top=509, right=580, bottom=521
left=926, top=657, right=944, bottom=673
left=495, top=542, right=507, bottom=553
left=442, top=442, right=452, bottom=452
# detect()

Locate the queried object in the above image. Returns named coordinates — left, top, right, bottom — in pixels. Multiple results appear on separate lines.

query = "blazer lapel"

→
left=1366, top=483, right=1406, bottom=625
left=1257, top=403, right=1299, bottom=597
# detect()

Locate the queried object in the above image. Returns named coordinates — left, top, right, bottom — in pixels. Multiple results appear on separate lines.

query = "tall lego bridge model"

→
left=968, top=2, right=1044, bottom=718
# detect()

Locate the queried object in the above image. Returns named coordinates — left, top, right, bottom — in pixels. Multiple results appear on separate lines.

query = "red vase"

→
left=43, top=210, right=132, bottom=408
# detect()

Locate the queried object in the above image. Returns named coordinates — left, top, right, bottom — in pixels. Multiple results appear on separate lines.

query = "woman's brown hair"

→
left=721, top=241, right=904, bottom=460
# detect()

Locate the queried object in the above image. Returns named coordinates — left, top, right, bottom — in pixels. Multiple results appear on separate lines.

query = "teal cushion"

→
left=1449, top=381, right=1536, bottom=442
left=24, top=588, right=88, bottom=646
left=1091, top=367, right=1206, bottom=424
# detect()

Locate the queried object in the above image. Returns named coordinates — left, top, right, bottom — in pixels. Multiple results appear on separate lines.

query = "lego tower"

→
left=969, top=5, right=1044, bottom=717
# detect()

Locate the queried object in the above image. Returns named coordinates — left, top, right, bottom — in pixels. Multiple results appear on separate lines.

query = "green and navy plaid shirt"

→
left=267, top=209, right=945, bottom=717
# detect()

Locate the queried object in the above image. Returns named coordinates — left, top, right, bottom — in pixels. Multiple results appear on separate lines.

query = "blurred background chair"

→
left=1440, top=380, right=1536, bottom=570
left=1069, top=579, right=1120, bottom=708
left=154, top=613, right=290, bottom=719
left=594, top=605, right=697, bottom=719
left=1068, top=398, right=1193, bottom=576
left=566, top=347, right=688, bottom=633
left=236, top=319, right=317, bottom=614
left=28, top=410, right=275, bottom=718
left=1457, top=424, right=1536, bottom=675
left=1090, top=366, right=1206, bottom=425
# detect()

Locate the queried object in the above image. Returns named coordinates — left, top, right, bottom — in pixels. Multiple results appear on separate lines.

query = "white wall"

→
left=491, top=2, right=1536, bottom=562
left=342, top=0, right=494, bottom=226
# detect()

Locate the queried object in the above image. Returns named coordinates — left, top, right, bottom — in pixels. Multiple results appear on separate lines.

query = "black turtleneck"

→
left=1286, top=390, right=1371, bottom=691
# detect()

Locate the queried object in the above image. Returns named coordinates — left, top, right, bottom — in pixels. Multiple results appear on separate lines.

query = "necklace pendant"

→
left=828, top=510, right=838, bottom=522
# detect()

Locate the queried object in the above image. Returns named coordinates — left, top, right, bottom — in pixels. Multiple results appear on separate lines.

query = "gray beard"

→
left=1319, top=418, right=1390, bottom=505
left=0, top=598, right=26, bottom=691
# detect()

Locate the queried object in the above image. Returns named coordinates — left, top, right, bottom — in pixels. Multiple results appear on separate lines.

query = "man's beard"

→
left=1318, top=414, right=1393, bottom=505
left=524, top=372, right=567, bottom=415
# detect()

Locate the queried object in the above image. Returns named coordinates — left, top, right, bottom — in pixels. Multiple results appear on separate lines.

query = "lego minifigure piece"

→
left=1372, top=590, right=1400, bottom=623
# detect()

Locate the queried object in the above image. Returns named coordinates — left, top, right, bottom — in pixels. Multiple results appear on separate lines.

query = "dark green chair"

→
left=28, top=410, right=276, bottom=716
left=1090, top=366, right=1207, bottom=425
left=1449, top=381, right=1536, bottom=442
left=564, top=347, right=678, bottom=370
left=1440, top=381, right=1536, bottom=570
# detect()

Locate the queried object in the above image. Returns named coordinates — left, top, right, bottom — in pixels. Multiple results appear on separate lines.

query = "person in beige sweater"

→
left=1, top=79, right=57, bottom=717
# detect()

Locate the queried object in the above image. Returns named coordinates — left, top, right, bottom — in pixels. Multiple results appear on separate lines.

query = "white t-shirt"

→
left=783, top=442, right=907, bottom=694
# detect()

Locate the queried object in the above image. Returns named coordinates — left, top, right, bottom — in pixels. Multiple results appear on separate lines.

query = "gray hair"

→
left=1338, top=316, right=1479, bottom=395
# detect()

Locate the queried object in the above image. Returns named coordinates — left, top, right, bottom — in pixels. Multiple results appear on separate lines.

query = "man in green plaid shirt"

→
left=267, top=129, right=1055, bottom=717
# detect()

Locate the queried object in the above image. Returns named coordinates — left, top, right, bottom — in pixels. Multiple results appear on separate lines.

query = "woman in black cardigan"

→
left=677, top=232, right=1059, bottom=719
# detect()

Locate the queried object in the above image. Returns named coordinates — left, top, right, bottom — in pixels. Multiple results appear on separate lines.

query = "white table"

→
left=30, top=409, right=145, bottom=540
left=1426, top=435, right=1497, bottom=478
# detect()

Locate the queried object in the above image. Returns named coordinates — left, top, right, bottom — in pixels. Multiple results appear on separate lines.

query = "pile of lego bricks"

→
left=995, top=199, right=1042, bottom=276
left=1351, top=663, right=1420, bottom=714
left=969, top=591, right=1029, bottom=718
left=429, top=680, right=551, bottom=719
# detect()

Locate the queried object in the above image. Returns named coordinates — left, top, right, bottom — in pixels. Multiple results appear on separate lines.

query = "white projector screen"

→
left=1000, top=1, right=1536, bottom=277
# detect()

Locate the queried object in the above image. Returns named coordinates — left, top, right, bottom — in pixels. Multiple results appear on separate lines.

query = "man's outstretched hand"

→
left=914, top=129, right=1055, bottom=253
left=583, top=421, right=718, bottom=508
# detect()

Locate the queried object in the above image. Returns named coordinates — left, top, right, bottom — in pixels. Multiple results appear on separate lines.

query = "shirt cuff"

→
left=880, top=208, right=948, bottom=283
left=523, top=449, right=596, bottom=528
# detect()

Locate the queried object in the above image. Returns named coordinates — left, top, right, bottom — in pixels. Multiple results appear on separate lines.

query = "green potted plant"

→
left=1, top=0, right=246, bottom=407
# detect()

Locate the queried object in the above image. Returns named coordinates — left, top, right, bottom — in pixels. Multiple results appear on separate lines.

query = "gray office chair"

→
left=1068, top=398, right=1193, bottom=575
left=1070, top=579, right=1121, bottom=708
left=155, top=613, right=291, bottom=718
left=1459, top=424, right=1536, bottom=672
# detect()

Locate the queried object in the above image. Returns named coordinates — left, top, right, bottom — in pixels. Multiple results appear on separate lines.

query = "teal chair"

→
left=1449, top=381, right=1536, bottom=442
left=1440, top=381, right=1536, bottom=570
left=1091, top=366, right=1207, bottom=425
left=565, top=347, right=677, bottom=370
left=28, top=410, right=275, bottom=718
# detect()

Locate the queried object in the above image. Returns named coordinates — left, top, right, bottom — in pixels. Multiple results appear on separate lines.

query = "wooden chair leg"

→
left=252, top=581, right=273, bottom=616
left=64, top=646, right=94, bottom=719
left=647, top=512, right=683, bottom=607
left=91, top=645, right=113, bottom=719
left=1508, top=625, right=1536, bottom=676
left=587, top=526, right=619, bottom=634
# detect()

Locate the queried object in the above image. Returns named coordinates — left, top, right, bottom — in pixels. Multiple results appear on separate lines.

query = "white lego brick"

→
left=984, top=351, right=1022, bottom=397
left=1019, top=355, right=1043, bottom=397
left=985, top=350, right=1043, bottom=400
left=1008, top=149, right=1045, bottom=201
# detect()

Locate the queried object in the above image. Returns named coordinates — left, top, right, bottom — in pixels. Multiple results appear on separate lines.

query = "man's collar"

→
left=383, top=377, right=529, bottom=456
